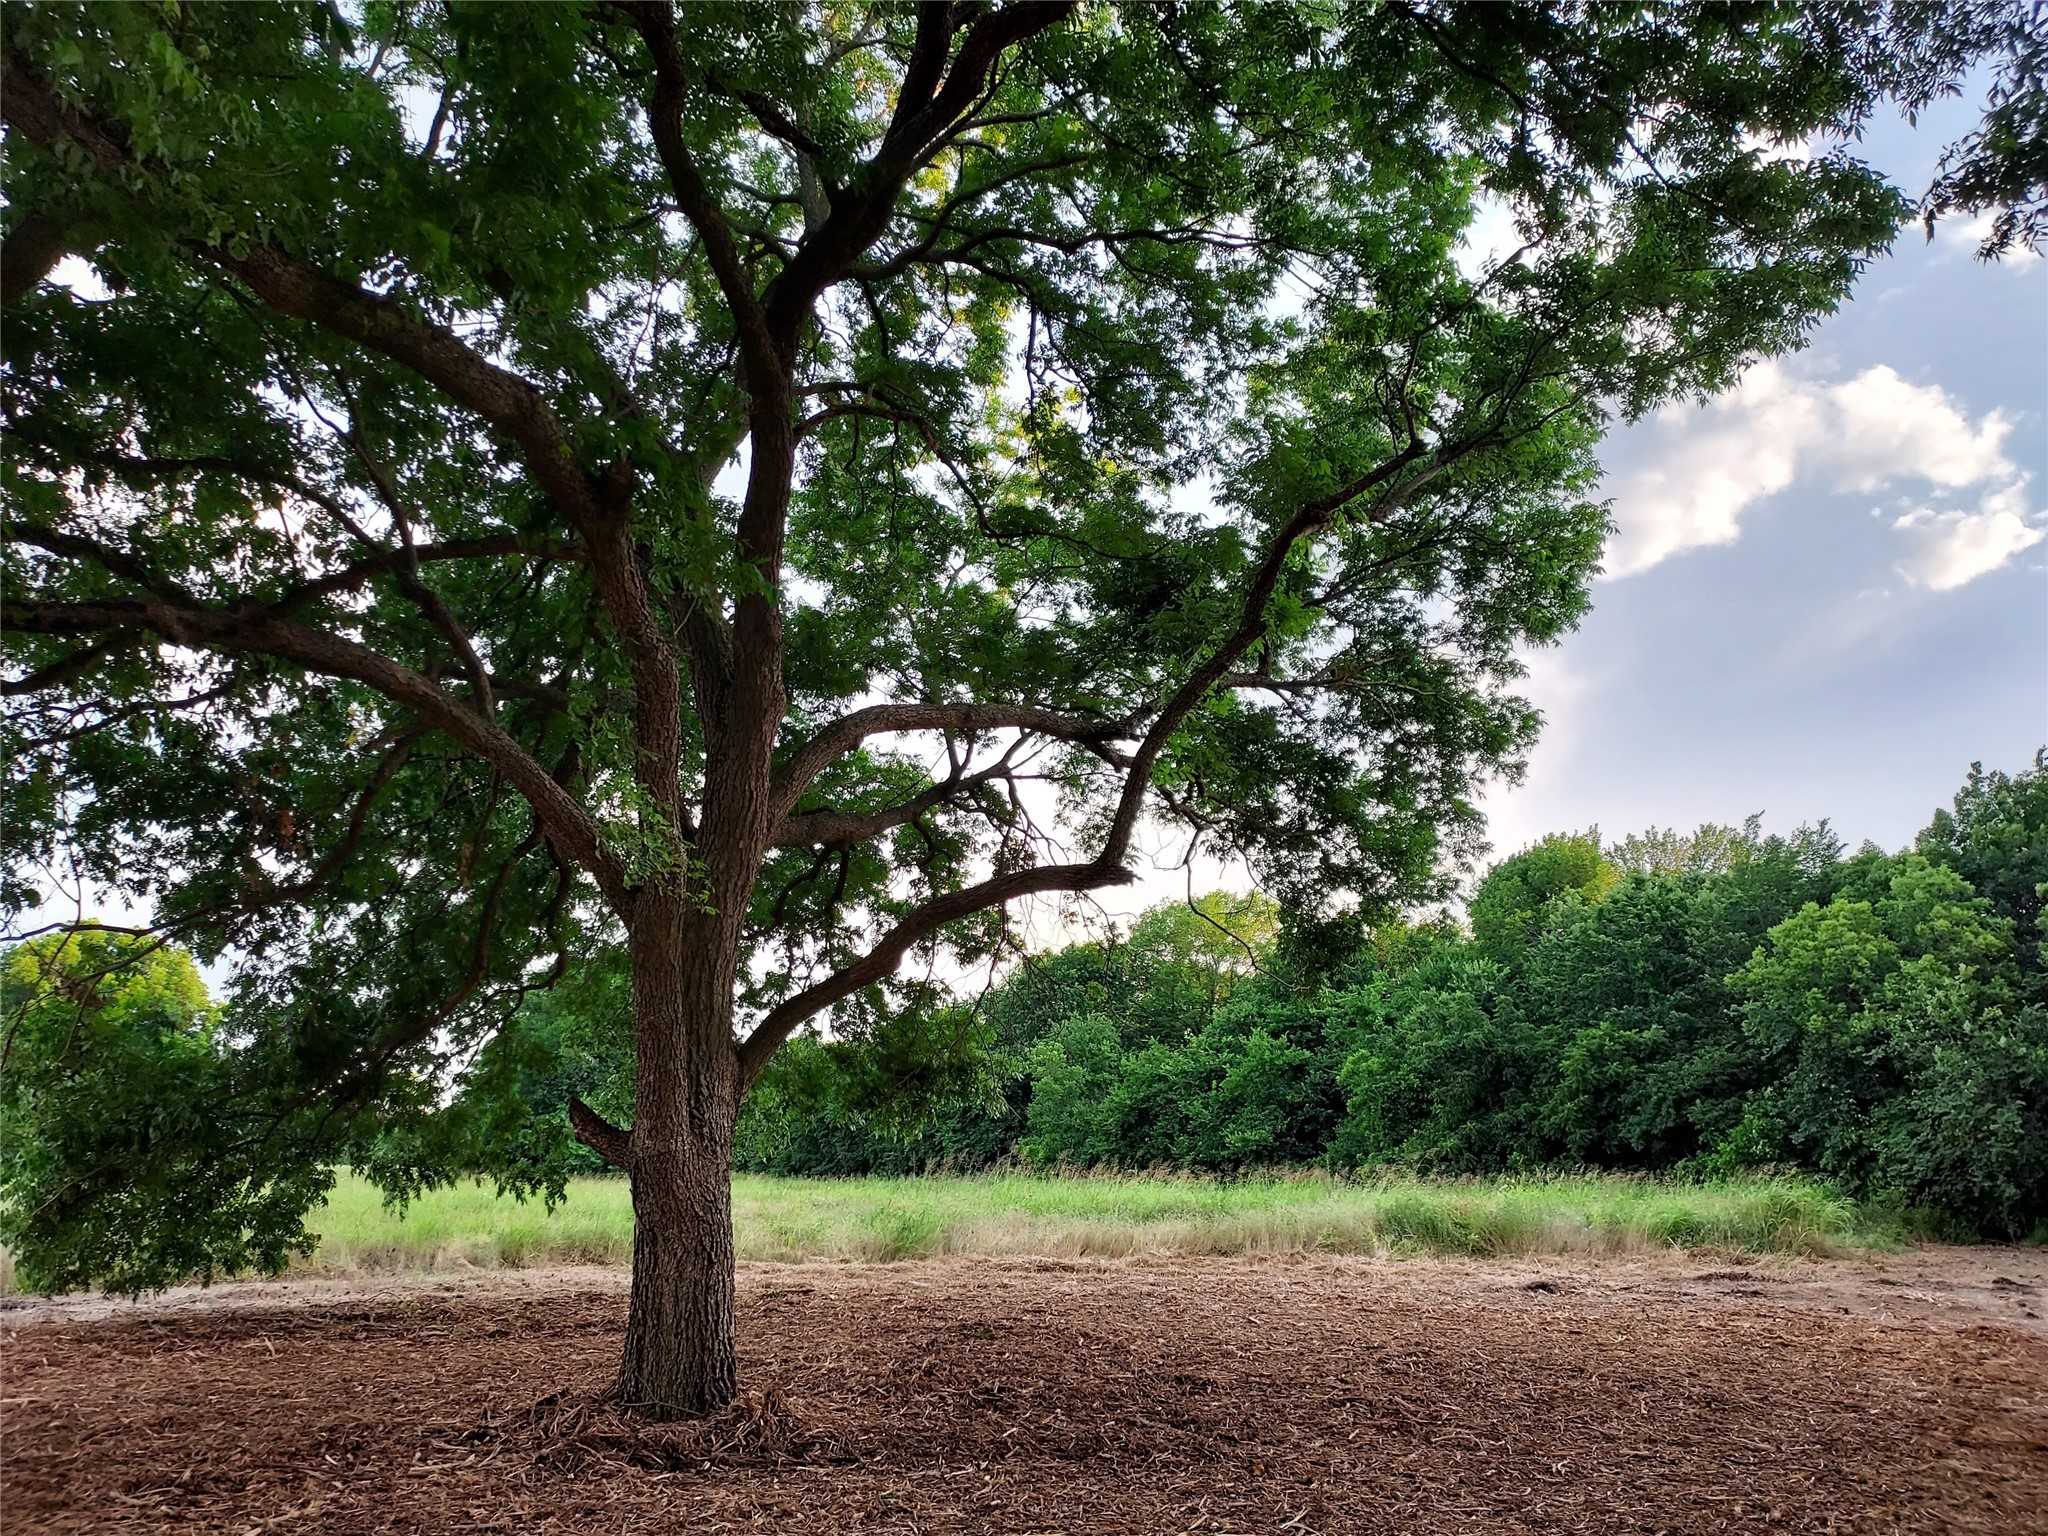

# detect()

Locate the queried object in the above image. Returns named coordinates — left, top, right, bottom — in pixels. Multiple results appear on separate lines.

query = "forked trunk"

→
left=614, top=889, right=743, bottom=1418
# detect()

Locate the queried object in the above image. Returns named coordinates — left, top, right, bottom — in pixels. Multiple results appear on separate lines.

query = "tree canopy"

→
left=1466, top=830, right=1618, bottom=952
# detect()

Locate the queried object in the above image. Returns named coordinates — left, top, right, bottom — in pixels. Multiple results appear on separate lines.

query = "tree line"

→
left=493, top=755, right=2047, bottom=1237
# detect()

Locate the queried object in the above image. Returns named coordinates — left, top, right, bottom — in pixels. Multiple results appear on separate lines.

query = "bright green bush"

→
left=1467, top=831, right=1619, bottom=953
left=1729, top=855, right=2047, bottom=1234
left=1329, top=950, right=1547, bottom=1170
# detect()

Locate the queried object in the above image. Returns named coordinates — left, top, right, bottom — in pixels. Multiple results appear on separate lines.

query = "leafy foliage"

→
left=721, top=757, right=2048, bottom=1236
left=1730, top=855, right=2045, bottom=1233
left=1466, top=831, right=1619, bottom=953
left=0, top=933, right=333, bottom=1291
left=1915, top=752, right=2048, bottom=987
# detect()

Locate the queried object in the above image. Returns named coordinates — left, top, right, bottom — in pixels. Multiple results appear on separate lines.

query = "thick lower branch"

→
left=1, top=209, right=68, bottom=304
left=569, top=1095, right=635, bottom=1170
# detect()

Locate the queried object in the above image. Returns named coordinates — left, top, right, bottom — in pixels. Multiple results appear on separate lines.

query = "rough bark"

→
left=618, top=1146, right=738, bottom=1417
left=613, top=887, right=743, bottom=1417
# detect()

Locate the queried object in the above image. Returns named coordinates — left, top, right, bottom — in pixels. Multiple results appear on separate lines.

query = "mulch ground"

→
left=3, top=1258, right=2044, bottom=1534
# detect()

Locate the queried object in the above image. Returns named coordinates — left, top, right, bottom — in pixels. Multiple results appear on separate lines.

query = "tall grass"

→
left=299, top=1169, right=1900, bottom=1275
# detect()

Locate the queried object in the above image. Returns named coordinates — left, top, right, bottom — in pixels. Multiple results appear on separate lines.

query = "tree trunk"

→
left=617, top=1129, right=738, bottom=1417
left=614, top=888, right=743, bottom=1418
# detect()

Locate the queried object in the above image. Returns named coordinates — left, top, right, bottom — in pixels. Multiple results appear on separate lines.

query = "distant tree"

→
left=1328, top=947, right=1542, bottom=1170
left=1346, top=915, right=1470, bottom=987
left=1696, top=821, right=1848, bottom=942
left=1609, top=816, right=1768, bottom=878
left=1730, top=855, right=2045, bottom=1233
left=1522, top=875, right=1758, bottom=1164
left=1187, top=1015, right=1327, bottom=1167
left=1915, top=753, right=2048, bottom=986
left=716, top=765, right=2037, bottom=1232
left=1468, top=832, right=1619, bottom=952
left=5, top=2, right=2038, bottom=1414
left=1020, top=1013, right=1127, bottom=1167
left=1518, top=826, right=1844, bottom=1161
left=1125, top=892, right=1281, bottom=1005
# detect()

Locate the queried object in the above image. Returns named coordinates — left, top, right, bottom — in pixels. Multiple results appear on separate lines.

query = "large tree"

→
left=1, top=1, right=2036, bottom=1415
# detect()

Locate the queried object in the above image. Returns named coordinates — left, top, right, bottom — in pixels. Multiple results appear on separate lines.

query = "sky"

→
left=1080, top=91, right=2048, bottom=935
left=1479, top=108, right=2047, bottom=870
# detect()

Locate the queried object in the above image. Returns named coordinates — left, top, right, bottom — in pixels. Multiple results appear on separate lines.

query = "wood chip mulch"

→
left=3, top=1257, right=2043, bottom=1534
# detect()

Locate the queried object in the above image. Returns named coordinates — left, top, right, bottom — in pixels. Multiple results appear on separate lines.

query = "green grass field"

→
left=298, top=1169, right=1905, bottom=1275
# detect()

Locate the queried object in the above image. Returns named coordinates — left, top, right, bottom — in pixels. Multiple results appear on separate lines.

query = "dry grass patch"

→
left=289, top=1168, right=1889, bottom=1279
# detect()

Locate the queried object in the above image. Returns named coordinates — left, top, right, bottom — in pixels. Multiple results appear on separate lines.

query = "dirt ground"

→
left=3, top=1248, right=2044, bottom=1535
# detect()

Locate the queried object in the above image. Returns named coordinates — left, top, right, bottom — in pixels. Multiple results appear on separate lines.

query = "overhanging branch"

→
left=4, top=595, right=631, bottom=911
left=2, top=51, right=692, bottom=859
left=569, top=1095, right=634, bottom=1170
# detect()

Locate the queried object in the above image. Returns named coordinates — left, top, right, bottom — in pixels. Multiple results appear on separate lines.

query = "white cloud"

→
left=1602, top=362, right=2023, bottom=581
left=1813, top=366, right=2015, bottom=489
left=1929, top=210, right=2045, bottom=268
left=1891, top=478, right=2048, bottom=591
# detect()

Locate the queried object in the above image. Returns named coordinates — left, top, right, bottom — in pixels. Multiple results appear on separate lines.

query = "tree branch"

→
left=0, top=636, right=133, bottom=697
left=340, top=415, right=499, bottom=717
left=10, top=522, right=194, bottom=603
left=742, top=442, right=1462, bottom=1071
left=568, top=1094, right=634, bottom=1170
left=1, top=209, right=69, bottom=304
left=771, top=741, right=1030, bottom=848
left=1092, top=445, right=1444, bottom=866
left=763, top=1, right=1077, bottom=339
left=737, top=857, right=1134, bottom=1085
left=616, top=1, right=781, bottom=384
left=2, top=52, right=692, bottom=856
left=772, top=700, right=1141, bottom=821
left=4, top=596, right=631, bottom=911
left=262, top=537, right=580, bottom=614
